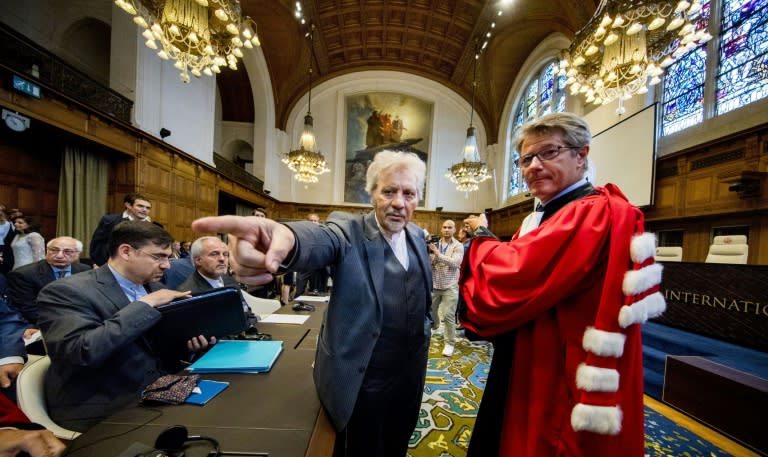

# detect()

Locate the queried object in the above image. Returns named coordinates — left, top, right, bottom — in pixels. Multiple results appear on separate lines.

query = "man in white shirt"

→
left=88, top=193, right=162, bottom=266
left=429, top=219, right=464, bottom=356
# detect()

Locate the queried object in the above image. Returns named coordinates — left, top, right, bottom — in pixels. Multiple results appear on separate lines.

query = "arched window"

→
left=662, top=0, right=768, bottom=136
left=507, top=60, right=567, bottom=197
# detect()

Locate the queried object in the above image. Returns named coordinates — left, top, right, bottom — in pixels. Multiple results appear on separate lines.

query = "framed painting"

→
left=344, top=92, right=433, bottom=204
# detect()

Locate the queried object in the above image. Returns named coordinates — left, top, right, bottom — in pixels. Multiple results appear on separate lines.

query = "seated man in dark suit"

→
left=178, top=236, right=257, bottom=329
left=177, top=236, right=239, bottom=292
left=7, top=236, right=90, bottom=326
left=88, top=192, right=162, bottom=266
left=37, top=221, right=216, bottom=432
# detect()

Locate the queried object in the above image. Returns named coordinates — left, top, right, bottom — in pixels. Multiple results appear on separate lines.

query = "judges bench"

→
left=64, top=302, right=335, bottom=457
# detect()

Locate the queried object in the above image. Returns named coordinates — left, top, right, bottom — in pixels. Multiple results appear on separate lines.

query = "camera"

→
left=428, top=234, right=440, bottom=244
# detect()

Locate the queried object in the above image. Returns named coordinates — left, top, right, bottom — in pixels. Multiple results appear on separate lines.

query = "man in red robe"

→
left=461, top=112, right=665, bottom=457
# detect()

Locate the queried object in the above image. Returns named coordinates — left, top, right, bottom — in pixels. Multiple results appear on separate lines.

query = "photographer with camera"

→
left=429, top=219, right=464, bottom=356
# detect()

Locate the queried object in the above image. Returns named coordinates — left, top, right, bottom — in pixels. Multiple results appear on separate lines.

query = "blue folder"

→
left=186, top=340, right=284, bottom=373
left=185, top=380, right=230, bottom=405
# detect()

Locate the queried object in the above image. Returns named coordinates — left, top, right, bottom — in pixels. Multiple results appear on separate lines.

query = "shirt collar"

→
left=108, top=264, right=146, bottom=301
left=122, top=211, right=151, bottom=222
left=539, top=178, right=588, bottom=207
left=199, top=271, right=225, bottom=288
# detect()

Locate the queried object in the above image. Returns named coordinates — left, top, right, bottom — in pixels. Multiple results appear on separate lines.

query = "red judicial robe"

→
left=461, top=184, right=665, bottom=457
left=1, top=392, right=32, bottom=426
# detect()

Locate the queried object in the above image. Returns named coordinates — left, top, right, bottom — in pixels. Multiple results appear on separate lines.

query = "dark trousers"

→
left=333, top=339, right=427, bottom=457
left=333, top=376, right=423, bottom=457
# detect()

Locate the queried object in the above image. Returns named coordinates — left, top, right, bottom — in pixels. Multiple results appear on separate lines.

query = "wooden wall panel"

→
left=656, top=182, right=678, bottom=209
left=0, top=127, right=62, bottom=239
left=686, top=176, right=713, bottom=204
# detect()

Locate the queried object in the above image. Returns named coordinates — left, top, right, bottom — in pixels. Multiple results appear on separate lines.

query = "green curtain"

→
left=56, top=145, right=108, bottom=258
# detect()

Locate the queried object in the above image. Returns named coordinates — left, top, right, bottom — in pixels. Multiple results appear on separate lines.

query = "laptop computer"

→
left=150, top=287, right=248, bottom=360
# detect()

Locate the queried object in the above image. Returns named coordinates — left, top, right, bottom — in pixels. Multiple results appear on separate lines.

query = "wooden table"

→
left=64, top=301, right=334, bottom=457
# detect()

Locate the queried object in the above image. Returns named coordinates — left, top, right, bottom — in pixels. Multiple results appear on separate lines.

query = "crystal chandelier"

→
left=114, top=0, right=260, bottom=83
left=282, top=25, right=330, bottom=184
left=557, top=0, right=712, bottom=111
left=446, top=42, right=491, bottom=194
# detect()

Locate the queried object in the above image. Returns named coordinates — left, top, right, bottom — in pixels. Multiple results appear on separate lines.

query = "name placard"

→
left=654, top=262, right=768, bottom=352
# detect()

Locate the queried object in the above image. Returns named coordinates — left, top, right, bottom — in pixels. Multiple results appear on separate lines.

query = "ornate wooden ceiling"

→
left=220, top=0, right=598, bottom=140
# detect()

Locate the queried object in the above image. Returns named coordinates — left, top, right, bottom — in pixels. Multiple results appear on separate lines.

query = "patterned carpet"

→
left=407, top=334, right=733, bottom=457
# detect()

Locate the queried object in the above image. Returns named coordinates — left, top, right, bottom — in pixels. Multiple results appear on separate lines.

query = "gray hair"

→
left=514, top=112, right=591, bottom=173
left=364, top=150, right=426, bottom=199
left=47, top=236, right=83, bottom=252
left=190, top=236, right=223, bottom=258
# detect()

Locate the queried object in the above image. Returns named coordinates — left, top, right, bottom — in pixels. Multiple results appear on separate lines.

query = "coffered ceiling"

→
left=222, top=0, right=598, bottom=140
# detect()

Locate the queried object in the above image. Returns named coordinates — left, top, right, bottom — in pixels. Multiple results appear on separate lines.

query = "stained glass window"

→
left=662, top=0, right=768, bottom=135
left=662, top=46, right=707, bottom=135
left=716, top=0, right=768, bottom=115
left=507, top=60, right=567, bottom=197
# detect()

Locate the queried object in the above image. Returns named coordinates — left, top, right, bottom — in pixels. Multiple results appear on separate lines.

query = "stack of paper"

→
left=187, top=340, right=284, bottom=373
left=294, top=295, right=330, bottom=303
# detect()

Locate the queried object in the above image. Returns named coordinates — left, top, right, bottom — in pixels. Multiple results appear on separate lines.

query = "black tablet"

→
left=151, top=287, right=248, bottom=354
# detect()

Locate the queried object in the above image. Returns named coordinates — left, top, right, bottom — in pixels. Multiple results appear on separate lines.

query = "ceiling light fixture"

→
left=282, top=24, right=329, bottom=185
left=114, top=0, right=260, bottom=83
left=446, top=40, right=492, bottom=195
left=557, top=0, right=712, bottom=113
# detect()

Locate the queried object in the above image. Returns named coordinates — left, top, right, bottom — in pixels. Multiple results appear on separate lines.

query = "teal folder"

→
left=185, top=380, right=229, bottom=405
left=186, top=340, right=284, bottom=373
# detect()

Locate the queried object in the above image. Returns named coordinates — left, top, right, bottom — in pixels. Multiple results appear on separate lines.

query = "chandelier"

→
left=282, top=25, right=330, bottom=184
left=114, top=0, right=260, bottom=83
left=446, top=42, right=491, bottom=194
left=557, top=0, right=712, bottom=111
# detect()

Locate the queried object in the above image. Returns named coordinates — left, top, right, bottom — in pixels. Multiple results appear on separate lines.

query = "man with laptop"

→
left=36, top=220, right=216, bottom=432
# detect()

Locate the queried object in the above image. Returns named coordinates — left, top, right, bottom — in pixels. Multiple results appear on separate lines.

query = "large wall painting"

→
left=344, top=92, right=433, bottom=204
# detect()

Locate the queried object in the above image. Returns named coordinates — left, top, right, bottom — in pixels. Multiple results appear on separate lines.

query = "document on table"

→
left=241, top=291, right=281, bottom=318
left=259, top=314, right=310, bottom=324
left=294, top=295, right=330, bottom=303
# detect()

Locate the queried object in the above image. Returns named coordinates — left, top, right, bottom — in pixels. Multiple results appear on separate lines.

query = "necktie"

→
left=56, top=270, right=67, bottom=279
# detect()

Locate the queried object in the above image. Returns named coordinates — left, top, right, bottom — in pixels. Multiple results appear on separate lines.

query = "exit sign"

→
left=12, top=75, right=41, bottom=99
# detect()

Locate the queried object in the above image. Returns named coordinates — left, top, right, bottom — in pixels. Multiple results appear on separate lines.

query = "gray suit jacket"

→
left=7, top=259, right=90, bottom=324
left=36, top=266, right=166, bottom=432
left=286, top=211, right=432, bottom=431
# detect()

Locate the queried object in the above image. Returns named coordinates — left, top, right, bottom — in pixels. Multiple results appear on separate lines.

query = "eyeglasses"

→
left=47, top=247, right=80, bottom=256
left=134, top=248, right=171, bottom=264
left=515, top=145, right=582, bottom=168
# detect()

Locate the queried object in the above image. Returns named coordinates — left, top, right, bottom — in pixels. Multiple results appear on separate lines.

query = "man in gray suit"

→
left=37, top=221, right=215, bottom=432
left=7, top=236, right=90, bottom=325
left=193, top=150, right=432, bottom=457
left=177, top=236, right=239, bottom=293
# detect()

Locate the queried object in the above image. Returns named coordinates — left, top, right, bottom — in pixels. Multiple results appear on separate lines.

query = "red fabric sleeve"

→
left=0, top=392, right=31, bottom=425
left=461, top=194, right=612, bottom=337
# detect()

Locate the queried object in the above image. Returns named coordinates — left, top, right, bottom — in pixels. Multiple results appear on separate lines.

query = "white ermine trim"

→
left=630, top=233, right=656, bottom=263
left=582, top=327, right=626, bottom=357
left=618, top=292, right=667, bottom=328
left=571, top=403, right=622, bottom=435
left=576, top=363, right=619, bottom=392
left=622, top=263, right=663, bottom=296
